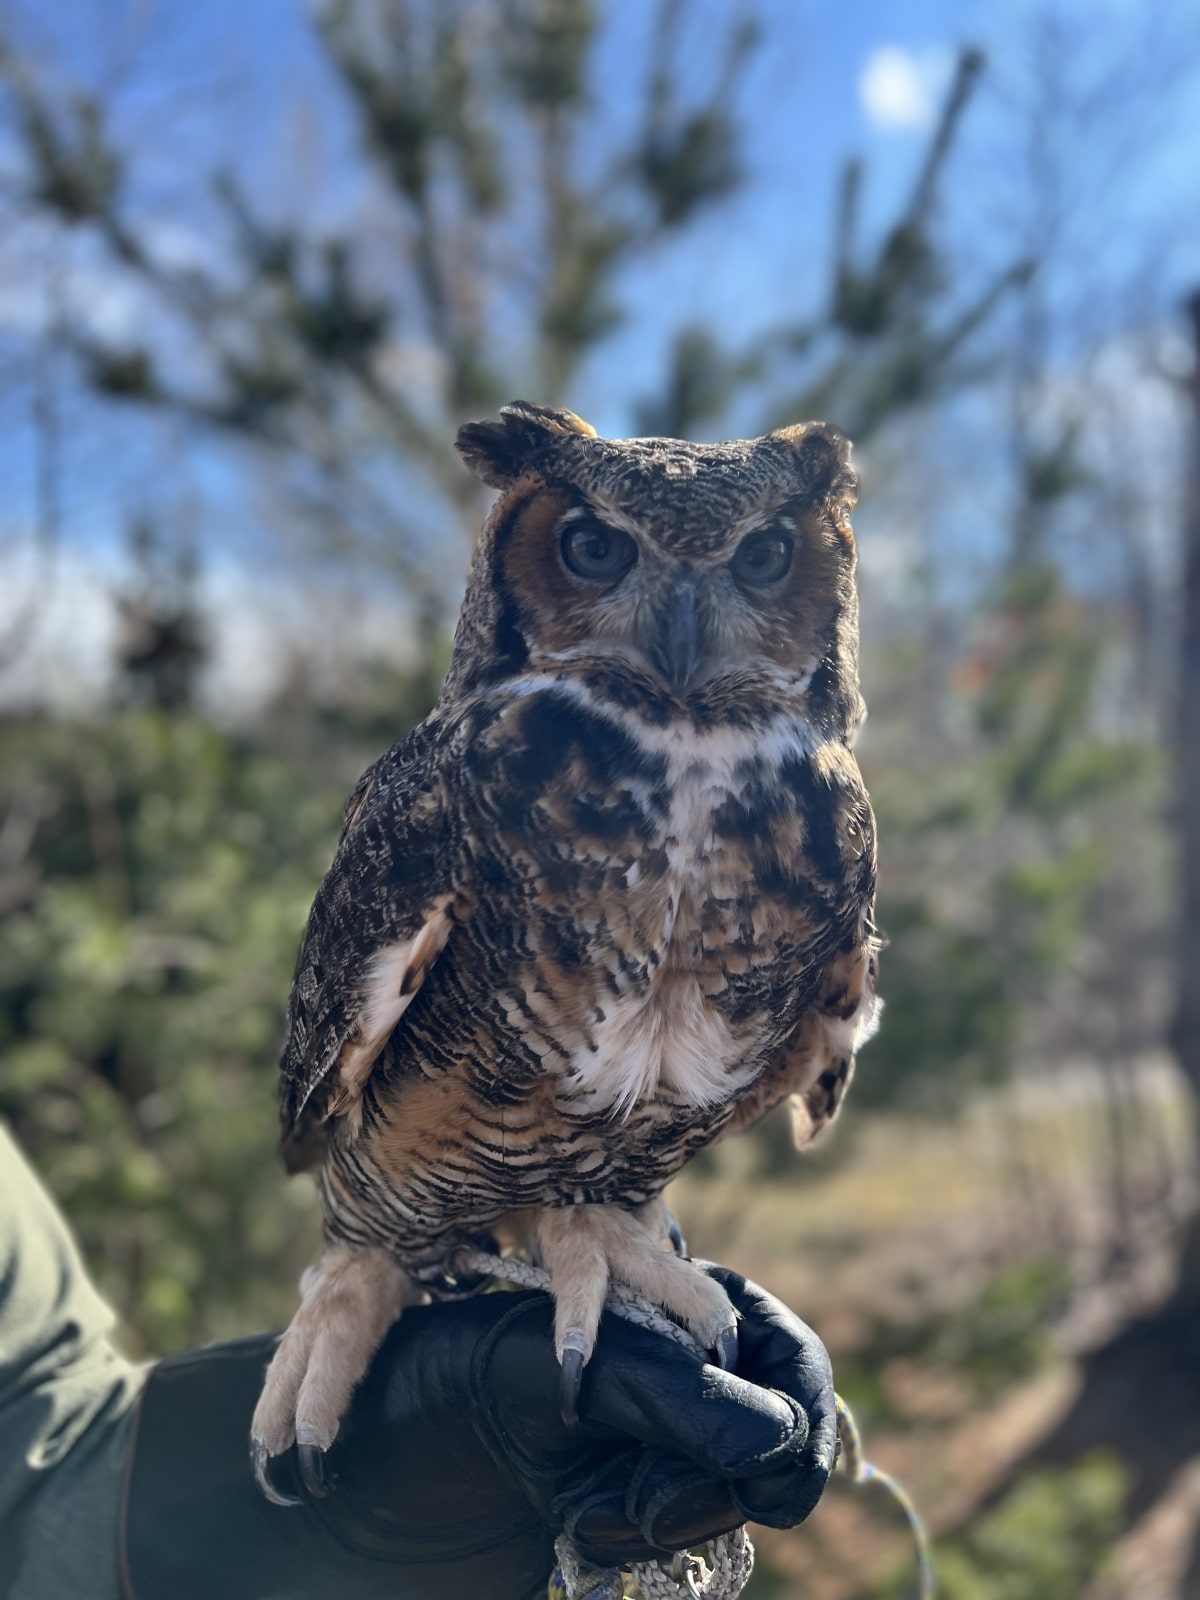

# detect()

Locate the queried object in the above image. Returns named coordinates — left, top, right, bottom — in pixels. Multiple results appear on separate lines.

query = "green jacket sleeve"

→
left=0, top=1124, right=145, bottom=1600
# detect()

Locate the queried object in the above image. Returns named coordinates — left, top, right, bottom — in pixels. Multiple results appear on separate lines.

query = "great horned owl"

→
left=251, top=402, right=878, bottom=1499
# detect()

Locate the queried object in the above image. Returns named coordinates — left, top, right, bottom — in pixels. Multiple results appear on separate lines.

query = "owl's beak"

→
left=649, top=583, right=700, bottom=690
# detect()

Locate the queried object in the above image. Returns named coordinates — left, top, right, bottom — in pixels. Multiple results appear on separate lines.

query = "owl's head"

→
left=449, top=401, right=863, bottom=735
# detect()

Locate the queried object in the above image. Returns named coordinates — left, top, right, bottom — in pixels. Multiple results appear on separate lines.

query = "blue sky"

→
left=7, top=0, right=1196, bottom=400
left=0, top=0, right=1195, bottom=708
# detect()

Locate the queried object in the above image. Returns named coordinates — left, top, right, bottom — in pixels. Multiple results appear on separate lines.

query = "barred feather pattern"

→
left=277, top=404, right=878, bottom=1288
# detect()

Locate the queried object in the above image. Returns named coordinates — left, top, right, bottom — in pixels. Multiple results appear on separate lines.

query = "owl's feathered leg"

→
left=535, top=1202, right=738, bottom=1425
left=250, top=1245, right=422, bottom=1501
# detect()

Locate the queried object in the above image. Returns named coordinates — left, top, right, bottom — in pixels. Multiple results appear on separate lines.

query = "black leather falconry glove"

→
left=121, top=1265, right=837, bottom=1600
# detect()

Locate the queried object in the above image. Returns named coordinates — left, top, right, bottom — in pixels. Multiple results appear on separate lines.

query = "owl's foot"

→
left=250, top=1246, right=421, bottom=1504
left=535, top=1202, right=738, bottom=1426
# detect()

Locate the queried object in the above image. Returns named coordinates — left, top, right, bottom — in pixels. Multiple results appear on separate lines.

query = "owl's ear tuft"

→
left=455, top=401, right=598, bottom=488
left=771, top=421, right=858, bottom=516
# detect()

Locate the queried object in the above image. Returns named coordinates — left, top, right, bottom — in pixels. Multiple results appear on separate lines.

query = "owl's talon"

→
left=252, top=1248, right=419, bottom=1511
left=714, top=1324, right=739, bottom=1372
left=560, top=1347, right=585, bottom=1426
left=559, top=1331, right=590, bottom=1427
left=250, top=1439, right=301, bottom=1508
left=298, top=1441, right=332, bottom=1499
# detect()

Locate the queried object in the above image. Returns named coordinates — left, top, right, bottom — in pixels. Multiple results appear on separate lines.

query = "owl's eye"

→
left=560, top=517, right=638, bottom=582
left=730, top=528, right=794, bottom=587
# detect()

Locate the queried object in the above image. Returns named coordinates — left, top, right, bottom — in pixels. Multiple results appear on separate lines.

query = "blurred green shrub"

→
left=0, top=708, right=358, bottom=1351
left=834, top=1258, right=1070, bottom=1431
left=932, top=1454, right=1125, bottom=1600
left=921, top=1258, right=1070, bottom=1400
left=858, top=568, right=1160, bottom=1123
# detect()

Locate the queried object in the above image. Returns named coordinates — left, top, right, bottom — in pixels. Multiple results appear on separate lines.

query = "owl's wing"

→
left=715, top=744, right=878, bottom=1150
left=713, top=935, right=878, bottom=1157
left=279, top=717, right=472, bottom=1170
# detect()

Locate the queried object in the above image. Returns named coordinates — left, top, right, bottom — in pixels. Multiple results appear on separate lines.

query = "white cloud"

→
left=0, top=544, right=120, bottom=711
left=0, top=542, right=430, bottom=722
left=858, top=47, right=950, bottom=133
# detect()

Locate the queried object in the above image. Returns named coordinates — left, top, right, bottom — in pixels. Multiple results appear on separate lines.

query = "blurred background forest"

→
left=1, top=1, right=1199, bottom=1595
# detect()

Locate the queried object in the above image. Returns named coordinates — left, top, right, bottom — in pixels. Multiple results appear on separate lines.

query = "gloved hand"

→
left=121, top=1264, right=837, bottom=1600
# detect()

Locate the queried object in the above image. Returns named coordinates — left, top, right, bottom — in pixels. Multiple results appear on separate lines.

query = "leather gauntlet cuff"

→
left=119, top=1331, right=550, bottom=1600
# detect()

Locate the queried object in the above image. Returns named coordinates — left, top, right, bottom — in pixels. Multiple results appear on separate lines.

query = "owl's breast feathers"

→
left=278, top=674, right=875, bottom=1234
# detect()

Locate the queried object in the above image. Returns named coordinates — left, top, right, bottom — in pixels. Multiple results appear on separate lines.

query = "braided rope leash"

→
left=455, top=1247, right=934, bottom=1600
left=835, top=1395, right=935, bottom=1598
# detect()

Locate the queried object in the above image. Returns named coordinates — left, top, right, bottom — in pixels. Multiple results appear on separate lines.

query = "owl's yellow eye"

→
left=731, top=528, right=793, bottom=587
left=561, top=517, right=638, bottom=582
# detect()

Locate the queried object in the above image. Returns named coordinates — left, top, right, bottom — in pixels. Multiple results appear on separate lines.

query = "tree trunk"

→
left=1167, top=289, right=1200, bottom=1311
